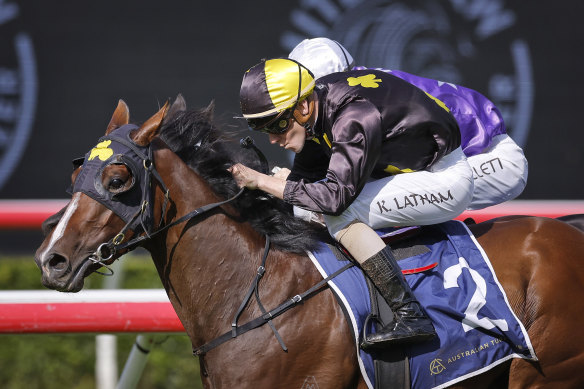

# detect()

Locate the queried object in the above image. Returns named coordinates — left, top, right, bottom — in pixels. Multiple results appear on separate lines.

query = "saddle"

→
left=314, top=221, right=535, bottom=389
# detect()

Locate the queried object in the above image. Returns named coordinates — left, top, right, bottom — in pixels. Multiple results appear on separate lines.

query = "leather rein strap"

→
left=85, top=135, right=356, bottom=357
left=96, top=135, right=265, bottom=262
left=193, top=261, right=354, bottom=356
left=89, top=136, right=245, bottom=268
left=111, top=187, right=245, bottom=254
left=229, top=235, right=289, bottom=352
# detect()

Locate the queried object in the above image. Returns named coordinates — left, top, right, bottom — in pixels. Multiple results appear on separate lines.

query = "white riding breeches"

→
left=323, top=147, right=474, bottom=238
left=465, top=134, right=528, bottom=210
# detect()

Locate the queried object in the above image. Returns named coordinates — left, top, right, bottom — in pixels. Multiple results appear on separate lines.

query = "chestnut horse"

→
left=35, top=98, right=584, bottom=388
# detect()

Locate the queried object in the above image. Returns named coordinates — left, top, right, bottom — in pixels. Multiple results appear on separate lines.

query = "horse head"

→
left=34, top=97, right=183, bottom=292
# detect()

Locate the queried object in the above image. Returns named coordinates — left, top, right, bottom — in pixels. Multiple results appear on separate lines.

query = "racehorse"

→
left=35, top=97, right=584, bottom=388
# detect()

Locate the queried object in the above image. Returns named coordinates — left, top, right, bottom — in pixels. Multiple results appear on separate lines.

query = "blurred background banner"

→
left=1, top=0, right=583, bottom=200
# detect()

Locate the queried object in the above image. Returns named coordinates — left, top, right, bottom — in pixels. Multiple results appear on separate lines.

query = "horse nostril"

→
left=48, top=253, right=68, bottom=271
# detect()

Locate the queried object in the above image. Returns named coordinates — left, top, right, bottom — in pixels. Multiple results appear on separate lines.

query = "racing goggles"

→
left=247, top=109, right=295, bottom=134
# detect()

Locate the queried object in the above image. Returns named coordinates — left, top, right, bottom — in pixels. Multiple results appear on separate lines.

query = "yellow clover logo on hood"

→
left=347, top=74, right=382, bottom=88
left=88, top=140, right=114, bottom=161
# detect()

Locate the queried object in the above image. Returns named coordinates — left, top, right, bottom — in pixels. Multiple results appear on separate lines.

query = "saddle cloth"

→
left=307, top=220, right=537, bottom=389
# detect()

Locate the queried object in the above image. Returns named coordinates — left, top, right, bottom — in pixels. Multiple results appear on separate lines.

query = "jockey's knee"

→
left=327, top=219, right=387, bottom=263
left=324, top=207, right=363, bottom=240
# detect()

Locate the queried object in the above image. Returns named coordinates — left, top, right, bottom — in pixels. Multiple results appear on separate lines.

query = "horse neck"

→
left=147, top=145, right=268, bottom=344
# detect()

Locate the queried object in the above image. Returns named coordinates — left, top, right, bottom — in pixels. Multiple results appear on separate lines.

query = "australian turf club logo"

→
left=0, top=0, right=37, bottom=190
left=281, top=0, right=533, bottom=148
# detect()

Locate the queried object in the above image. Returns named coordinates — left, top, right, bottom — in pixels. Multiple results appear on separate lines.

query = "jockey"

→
left=289, top=37, right=528, bottom=210
left=229, top=57, right=475, bottom=349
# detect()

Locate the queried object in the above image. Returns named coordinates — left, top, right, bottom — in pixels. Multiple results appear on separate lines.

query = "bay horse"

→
left=35, top=97, right=584, bottom=388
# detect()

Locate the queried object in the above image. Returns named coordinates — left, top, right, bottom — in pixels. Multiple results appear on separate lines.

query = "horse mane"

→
left=158, top=103, right=327, bottom=254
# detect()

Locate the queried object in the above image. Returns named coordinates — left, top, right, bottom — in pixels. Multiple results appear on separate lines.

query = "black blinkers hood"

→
left=71, top=124, right=153, bottom=229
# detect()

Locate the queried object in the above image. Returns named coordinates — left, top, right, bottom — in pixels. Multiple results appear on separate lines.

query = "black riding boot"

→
left=360, top=245, right=436, bottom=349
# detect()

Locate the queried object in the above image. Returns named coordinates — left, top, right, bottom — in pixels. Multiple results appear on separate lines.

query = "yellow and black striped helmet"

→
left=240, top=58, right=314, bottom=133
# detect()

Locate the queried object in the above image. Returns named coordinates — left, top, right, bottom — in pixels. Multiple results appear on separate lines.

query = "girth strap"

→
left=193, top=261, right=355, bottom=356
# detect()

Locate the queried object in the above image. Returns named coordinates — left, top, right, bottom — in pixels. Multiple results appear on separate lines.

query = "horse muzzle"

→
left=35, top=251, right=95, bottom=292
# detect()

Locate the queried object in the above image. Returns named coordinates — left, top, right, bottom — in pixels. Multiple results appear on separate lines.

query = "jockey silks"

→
left=353, top=66, right=506, bottom=157
left=284, top=69, right=461, bottom=215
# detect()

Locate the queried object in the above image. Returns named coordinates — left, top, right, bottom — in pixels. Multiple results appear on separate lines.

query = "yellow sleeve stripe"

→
left=384, top=165, right=415, bottom=175
left=424, top=91, right=450, bottom=112
left=323, top=134, right=332, bottom=148
left=311, top=134, right=332, bottom=148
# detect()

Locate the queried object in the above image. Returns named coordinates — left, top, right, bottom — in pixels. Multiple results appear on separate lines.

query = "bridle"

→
left=74, top=126, right=245, bottom=276
left=91, top=185, right=245, bottom=276
left=71, top=126, right=354, bottom=356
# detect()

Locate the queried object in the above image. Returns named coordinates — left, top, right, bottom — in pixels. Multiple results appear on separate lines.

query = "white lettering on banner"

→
left=443, top=256, right=509, bottom=332
left=0, top=4, right=38, bottom=191
left=282, top=0, right=534, bottom=153
left=0, top=0, right=19, bottom=26
left=449, top=0, right=515, bottom=39
left=0, top=98, right=17, bottom=121
left=0, top=69, right=18, bottom=94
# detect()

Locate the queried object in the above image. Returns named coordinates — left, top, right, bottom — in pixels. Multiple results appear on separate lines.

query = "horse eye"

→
left=102, top=164, right=132, bottom=194
left=108, top=177, right=126, bottom=192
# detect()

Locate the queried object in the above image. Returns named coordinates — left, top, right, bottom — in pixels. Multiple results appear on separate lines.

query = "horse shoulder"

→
left=205, top=249, right=361, bottom=388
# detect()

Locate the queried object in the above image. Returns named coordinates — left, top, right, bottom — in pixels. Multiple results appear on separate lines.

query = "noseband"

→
left=72, top=124, right=244, bottom=276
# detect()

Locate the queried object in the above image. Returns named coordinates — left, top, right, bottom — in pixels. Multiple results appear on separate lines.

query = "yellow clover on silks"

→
left=347, top=74, right=383, bottom=88
left=88, top=140, right=114, bottom=161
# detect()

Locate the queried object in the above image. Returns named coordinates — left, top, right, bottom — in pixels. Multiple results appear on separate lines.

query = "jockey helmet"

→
left=288, top=37, right=354, bottom=80
left=240, top=58, right=314, bottom=134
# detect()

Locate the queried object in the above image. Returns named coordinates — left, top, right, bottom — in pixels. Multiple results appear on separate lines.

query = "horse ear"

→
left=203, top=100, right=215, bottom=121
left=161, top=94, right=187, bottom=127
left=132, top=101, right=170, bottom=146
left=169, top=94, right=187, bottom=117
left=106, top=100, right=130, bottom=134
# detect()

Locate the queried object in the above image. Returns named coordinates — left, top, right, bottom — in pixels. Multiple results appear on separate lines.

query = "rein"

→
left=90, top=135, right=272, bottom=273
left=82, top=133, right=356, bottom=357
left=92, top=185, right=245, bottom=268
left=86, top=135, right=245, bottom=275
left=193, top=261, right=354, bottom=356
